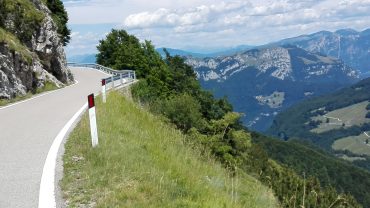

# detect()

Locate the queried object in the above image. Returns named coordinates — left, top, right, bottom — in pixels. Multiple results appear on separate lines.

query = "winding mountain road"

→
left=0, top=67, right=107, bottom=208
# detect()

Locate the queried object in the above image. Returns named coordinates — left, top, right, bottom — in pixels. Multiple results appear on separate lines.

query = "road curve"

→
left=0, top=67, right=107, bottom=208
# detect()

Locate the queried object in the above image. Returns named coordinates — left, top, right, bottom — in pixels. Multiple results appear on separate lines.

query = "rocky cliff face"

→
left=272, top=28, right=370, bottom=77
left=187, top=46, right=358, bottom=83
left=0, top=0, right=73, bottom=99
left=186, top=46, right=359, bottom=131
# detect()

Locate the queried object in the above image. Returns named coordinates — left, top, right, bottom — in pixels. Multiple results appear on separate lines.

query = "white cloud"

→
left=120, top=0, right=370, bottom=47
left=123, top=2, right=251, bottom=30
left=63, top=0, right=370, bottom=55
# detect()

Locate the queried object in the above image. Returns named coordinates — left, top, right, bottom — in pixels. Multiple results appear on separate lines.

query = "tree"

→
left=96, top=29, right=143, bottom=70
left=96, top=30, right=169, bottom=82
left=45, top=0, right=71, bottom=46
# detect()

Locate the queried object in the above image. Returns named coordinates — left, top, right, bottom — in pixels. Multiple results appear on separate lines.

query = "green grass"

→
left=0, top=28, right=33, bottom=62
left=61, top=91, right=277, bottom=208
left=333, top=132, right=370, bottom=156
left=311, top=101, right=370, bottom=133
left=0, top=93, right=33, bottom=106
left=0, top=81, right=58, bottom=106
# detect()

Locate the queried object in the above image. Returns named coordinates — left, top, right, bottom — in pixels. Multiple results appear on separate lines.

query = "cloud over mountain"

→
left=63, top=0, right=370, bottom=54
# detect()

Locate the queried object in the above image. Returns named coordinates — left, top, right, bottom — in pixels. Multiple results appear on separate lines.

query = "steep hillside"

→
left=186, top=46, right=359, bottom=131
left=268, top=78, right=370, bottom=170
left=268, top=77, right=370, bottom=146
left=252, top=132, right=370, bottom=207
left=0, top=0, right=73, bottom=99
left=62, top=91, right=278, bottom=207
left=271, top=28, right=370, bottom=76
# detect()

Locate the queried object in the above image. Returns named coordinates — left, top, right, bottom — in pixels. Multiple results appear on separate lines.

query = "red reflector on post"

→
left=88, top=94, right=95, bottom=109
left=102, top=79, right=106, bottom=86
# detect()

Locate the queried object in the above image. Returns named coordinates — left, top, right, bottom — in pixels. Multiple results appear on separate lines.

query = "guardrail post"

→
left=88, top=94, right=99, bottom=147
left=101, top=79, right=106, bottom=103
left=120, top=74, right=123, bottom=85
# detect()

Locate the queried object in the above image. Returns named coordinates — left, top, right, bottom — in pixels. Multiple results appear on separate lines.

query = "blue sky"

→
left=62, top=0, right=370, bottom=56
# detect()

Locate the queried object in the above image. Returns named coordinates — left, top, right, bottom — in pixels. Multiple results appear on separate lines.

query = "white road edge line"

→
left=0, top=80, right=79, bottom=111
left=38, top=68, right=134, bottom=208
left=38, top=102, right=88, bottom=208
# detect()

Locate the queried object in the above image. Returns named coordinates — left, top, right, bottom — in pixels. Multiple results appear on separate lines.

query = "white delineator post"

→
left=111, top=76, right=114, bottom=88
left=101, top=79, right=106, bottom=103
left=88, top=94, right=99, bottom=147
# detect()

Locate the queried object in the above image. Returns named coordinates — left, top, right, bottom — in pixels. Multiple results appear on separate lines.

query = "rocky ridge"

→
left=186, top=46, right=358, bottom=82
left=186, top=46, right=359, bottom=131
left=271, top=28, right=370, bottom=76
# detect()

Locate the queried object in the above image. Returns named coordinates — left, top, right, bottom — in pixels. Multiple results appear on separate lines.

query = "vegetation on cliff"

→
left=43, top=0, right=71, bottom=45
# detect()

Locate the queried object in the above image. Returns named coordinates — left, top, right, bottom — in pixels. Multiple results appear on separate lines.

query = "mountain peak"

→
left=272, top=28, right=370, bottom=75
left=335, top=28, right=359, bottom=36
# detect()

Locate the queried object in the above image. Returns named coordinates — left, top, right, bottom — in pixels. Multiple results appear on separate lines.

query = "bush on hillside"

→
left=152, top=94, right=204, bottom=132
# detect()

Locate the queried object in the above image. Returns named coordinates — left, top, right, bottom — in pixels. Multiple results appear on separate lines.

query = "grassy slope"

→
left=268, top=77, right=370, bottom=149
left=333, top=132, right=370, bottom=156
left=61, top=91, right=277, bottom=207
left=311, top=101, right=370, bottom=133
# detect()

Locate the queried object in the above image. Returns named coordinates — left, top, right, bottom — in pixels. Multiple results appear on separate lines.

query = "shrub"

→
left=152, top=94, right=204, bottom=132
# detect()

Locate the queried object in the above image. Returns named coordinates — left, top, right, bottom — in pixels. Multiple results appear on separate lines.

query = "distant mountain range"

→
left=68, top=28, right=370, bottom=77
left=270, top=28, right=370, bottom=77
left=67, top=46, right=255, bottom=64
left=67, top=29, right=369, bottom=131
left=186, top=46, right=359, bottom=131
left=156, top=45, right=254, bottom=58
left=67, top=54, right=96, bottom=63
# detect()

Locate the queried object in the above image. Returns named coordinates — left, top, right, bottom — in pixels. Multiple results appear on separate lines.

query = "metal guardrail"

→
left=67, top=63, right=137, bottom=86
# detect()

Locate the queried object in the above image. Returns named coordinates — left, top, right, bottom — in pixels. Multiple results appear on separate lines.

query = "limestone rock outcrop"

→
left=0, top=0, right=73, bottom=99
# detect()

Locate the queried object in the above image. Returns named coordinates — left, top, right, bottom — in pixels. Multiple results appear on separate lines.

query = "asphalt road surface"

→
left=0, top=67, right=107, bottom=208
